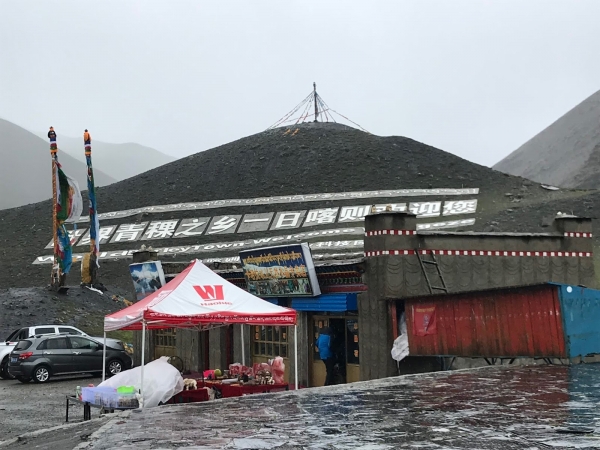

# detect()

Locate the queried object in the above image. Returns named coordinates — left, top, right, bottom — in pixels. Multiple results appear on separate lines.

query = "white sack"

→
left=99, top=356, right=184, bottom=408
left=391, top=313, right=409, bottom=362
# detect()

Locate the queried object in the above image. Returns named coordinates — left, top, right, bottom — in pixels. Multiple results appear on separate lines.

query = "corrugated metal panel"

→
left=558, top=284, right=600, bottom=358
left=292, top=293, right=358, bottom=312
left=406, top=285, right=567, bottom=358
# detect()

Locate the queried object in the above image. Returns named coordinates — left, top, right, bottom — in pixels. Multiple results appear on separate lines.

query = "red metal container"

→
left=404, top=284, right=567, bottom=358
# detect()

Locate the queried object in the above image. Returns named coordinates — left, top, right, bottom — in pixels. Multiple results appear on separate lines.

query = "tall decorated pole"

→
left=82, top=129, right=100, bottom=286
left=48, top=126, right=84, bottom=293
left=48, top=127, right=61, bottom=288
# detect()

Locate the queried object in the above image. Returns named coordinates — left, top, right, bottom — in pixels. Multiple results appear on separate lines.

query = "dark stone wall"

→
left=208, top=327, right=228, bottom=370
left=364, top=212, right=595, bottom=300
left=177, top=329, right=200, bottom=372
left=358, top=285, right=397, bottom=381
left=359, top=211, right=595, bottom=381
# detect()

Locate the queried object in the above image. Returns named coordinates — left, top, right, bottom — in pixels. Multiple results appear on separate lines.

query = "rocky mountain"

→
left=0, top=122, right=597, bottom=291
left=34, top=132, right=177, bottom=181
left=494, top=90, right=600, bottom=188
left=0, top=119, right=117, bottom=209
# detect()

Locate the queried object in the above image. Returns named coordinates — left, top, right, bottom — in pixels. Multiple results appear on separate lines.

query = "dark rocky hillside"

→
left=0, top=122, right=597, bottom=292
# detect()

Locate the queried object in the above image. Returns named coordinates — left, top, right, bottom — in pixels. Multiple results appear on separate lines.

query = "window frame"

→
left=38, top=337, right=70, bottom=350
left=69, top=336, right=100, bottom=351
left=154, top=328, right=177, bottom=348
left=34, top=327, right=57, bottom=336
left=251, top=325, right=289, bottom=359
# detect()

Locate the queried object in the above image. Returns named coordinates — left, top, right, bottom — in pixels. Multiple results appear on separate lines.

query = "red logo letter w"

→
left=193, top=285, right=224, bottom=301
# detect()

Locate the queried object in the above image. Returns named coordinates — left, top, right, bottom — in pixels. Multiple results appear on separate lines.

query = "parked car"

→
left=8, top=334, right=132, bottom=383
left=0, top=325, right=124, bottom=380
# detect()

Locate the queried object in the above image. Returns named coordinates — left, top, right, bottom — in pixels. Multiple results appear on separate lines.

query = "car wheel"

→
left=0, top=357, right=14, bottom=380
left=17, top=376, right=31, bottom=383
left=32, top=365, right=51, bottom=383
left=107, top=359, right=123, bottom=376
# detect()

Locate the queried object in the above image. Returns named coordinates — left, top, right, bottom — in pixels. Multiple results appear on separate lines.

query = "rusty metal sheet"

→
left=405, top=285, right=568, bottom=358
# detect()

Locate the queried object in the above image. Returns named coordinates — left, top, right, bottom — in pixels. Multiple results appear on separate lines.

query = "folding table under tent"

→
left=102, top=259, right=298, bottom=406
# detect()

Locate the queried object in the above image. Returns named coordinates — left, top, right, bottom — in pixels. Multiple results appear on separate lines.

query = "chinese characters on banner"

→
left=109, top=223, right=148, bottom=243
left=44, top=228, right=88, bottom=249
left=42, top=200, right=478, bottom=247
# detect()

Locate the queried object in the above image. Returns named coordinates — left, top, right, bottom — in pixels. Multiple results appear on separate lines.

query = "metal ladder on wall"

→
left=415, top=250, right=448, bottom=294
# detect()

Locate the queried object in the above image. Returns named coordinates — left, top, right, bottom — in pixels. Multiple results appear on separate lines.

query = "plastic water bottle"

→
left=76, top=386, right=82, bottom=400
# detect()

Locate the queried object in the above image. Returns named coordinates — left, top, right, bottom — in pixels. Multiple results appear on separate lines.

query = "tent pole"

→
left=102, top=332, right=107, bottom=382
left=141, top=320, right=146, bottom=410
left=241, top=325, right=245, bottom=366
left=294, top=325, right=298, bottom=391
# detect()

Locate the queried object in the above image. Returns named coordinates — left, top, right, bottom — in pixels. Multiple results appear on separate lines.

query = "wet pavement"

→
left=74, top=364, right=600, bottom=449
left=0, top=374, right=104, bottom=440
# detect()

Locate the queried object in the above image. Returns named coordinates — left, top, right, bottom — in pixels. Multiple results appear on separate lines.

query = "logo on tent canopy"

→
left=193, top=285, right=225, bottom=301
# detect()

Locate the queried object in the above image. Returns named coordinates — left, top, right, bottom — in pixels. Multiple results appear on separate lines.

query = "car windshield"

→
left=4, top=329, right=19, bottom=342
left=14, top=340, right=32, bottom=351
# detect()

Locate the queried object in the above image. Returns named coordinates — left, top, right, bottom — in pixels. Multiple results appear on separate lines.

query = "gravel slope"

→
left=0, top=122, right=597, bottom=292
left=494, top=89, right=600, bottom=188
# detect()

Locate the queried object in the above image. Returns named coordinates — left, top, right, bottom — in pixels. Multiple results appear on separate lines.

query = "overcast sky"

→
left=1, top=0, right=599, bottom=167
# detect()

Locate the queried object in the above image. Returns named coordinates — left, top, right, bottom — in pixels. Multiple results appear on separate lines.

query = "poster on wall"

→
left=412, top=305, right=437, bottom=336
left=129, top=261, right=167, bottom=301
left=239, top=243, right=321, bottom=298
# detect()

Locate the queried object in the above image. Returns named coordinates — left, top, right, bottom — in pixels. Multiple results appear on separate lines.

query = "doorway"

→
left=311, top=315, right=360, bottom=387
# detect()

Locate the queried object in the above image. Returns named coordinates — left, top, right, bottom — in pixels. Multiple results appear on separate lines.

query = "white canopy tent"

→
left=103, top=259, right=298, bottom=405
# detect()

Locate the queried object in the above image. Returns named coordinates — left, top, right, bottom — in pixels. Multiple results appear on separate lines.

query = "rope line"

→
left=266, top=86, right=369, bottom=133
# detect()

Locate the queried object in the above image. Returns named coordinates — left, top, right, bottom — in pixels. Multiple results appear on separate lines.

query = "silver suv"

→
left=0, top=325, right=123, bottom=379
left=8, top=335, right=132, bottom=383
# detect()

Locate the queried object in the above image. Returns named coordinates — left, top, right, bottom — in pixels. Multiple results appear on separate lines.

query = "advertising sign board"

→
left=239, top=243, right=321, bottom=298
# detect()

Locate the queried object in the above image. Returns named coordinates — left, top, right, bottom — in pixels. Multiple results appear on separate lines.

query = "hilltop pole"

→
left=48, top=127, right=63, bottom=290
left=82, top=129, right=100, bottom=286
left=313, top=82, right=319, bottom=122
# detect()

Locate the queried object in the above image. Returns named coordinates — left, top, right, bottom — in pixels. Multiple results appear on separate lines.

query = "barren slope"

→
left=0, top=122, right=596, bottom=292
left=494, top=90, right=600, bottom=188
left=0, top=119, right=117, bottom=209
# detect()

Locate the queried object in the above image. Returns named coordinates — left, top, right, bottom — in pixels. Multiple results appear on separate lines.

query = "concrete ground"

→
left=4, top=365, right=600, bottom=449
left=0, top=374, right=104, bottom=442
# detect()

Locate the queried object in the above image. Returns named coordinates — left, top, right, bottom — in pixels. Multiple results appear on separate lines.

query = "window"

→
left=59, top=327, right=82, bottom=335
left=34, top=327, right=56, bottom=336
left=154, top=328, right=176, bottom=347
left=18, top=329, right=29, bottom=340
left=5, top=329, right=19, bottom=342
left=252, top=326, right=288, bottom=358
left=14, top=340, right=32, bottom=351
left=39, top=338, right=68, bottom=350
left=69, top=337, right=100, bottom=350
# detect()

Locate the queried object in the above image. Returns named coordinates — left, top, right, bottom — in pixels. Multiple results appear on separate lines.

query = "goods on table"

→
left=81, top=386, right=139, bottom=408
left=225, top=358, right=285, bottom=384
left=255, top=369, right=275, bottom=385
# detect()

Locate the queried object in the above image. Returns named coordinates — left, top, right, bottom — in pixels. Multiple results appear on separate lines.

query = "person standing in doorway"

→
left=316, top=326, right=335, bottom=386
